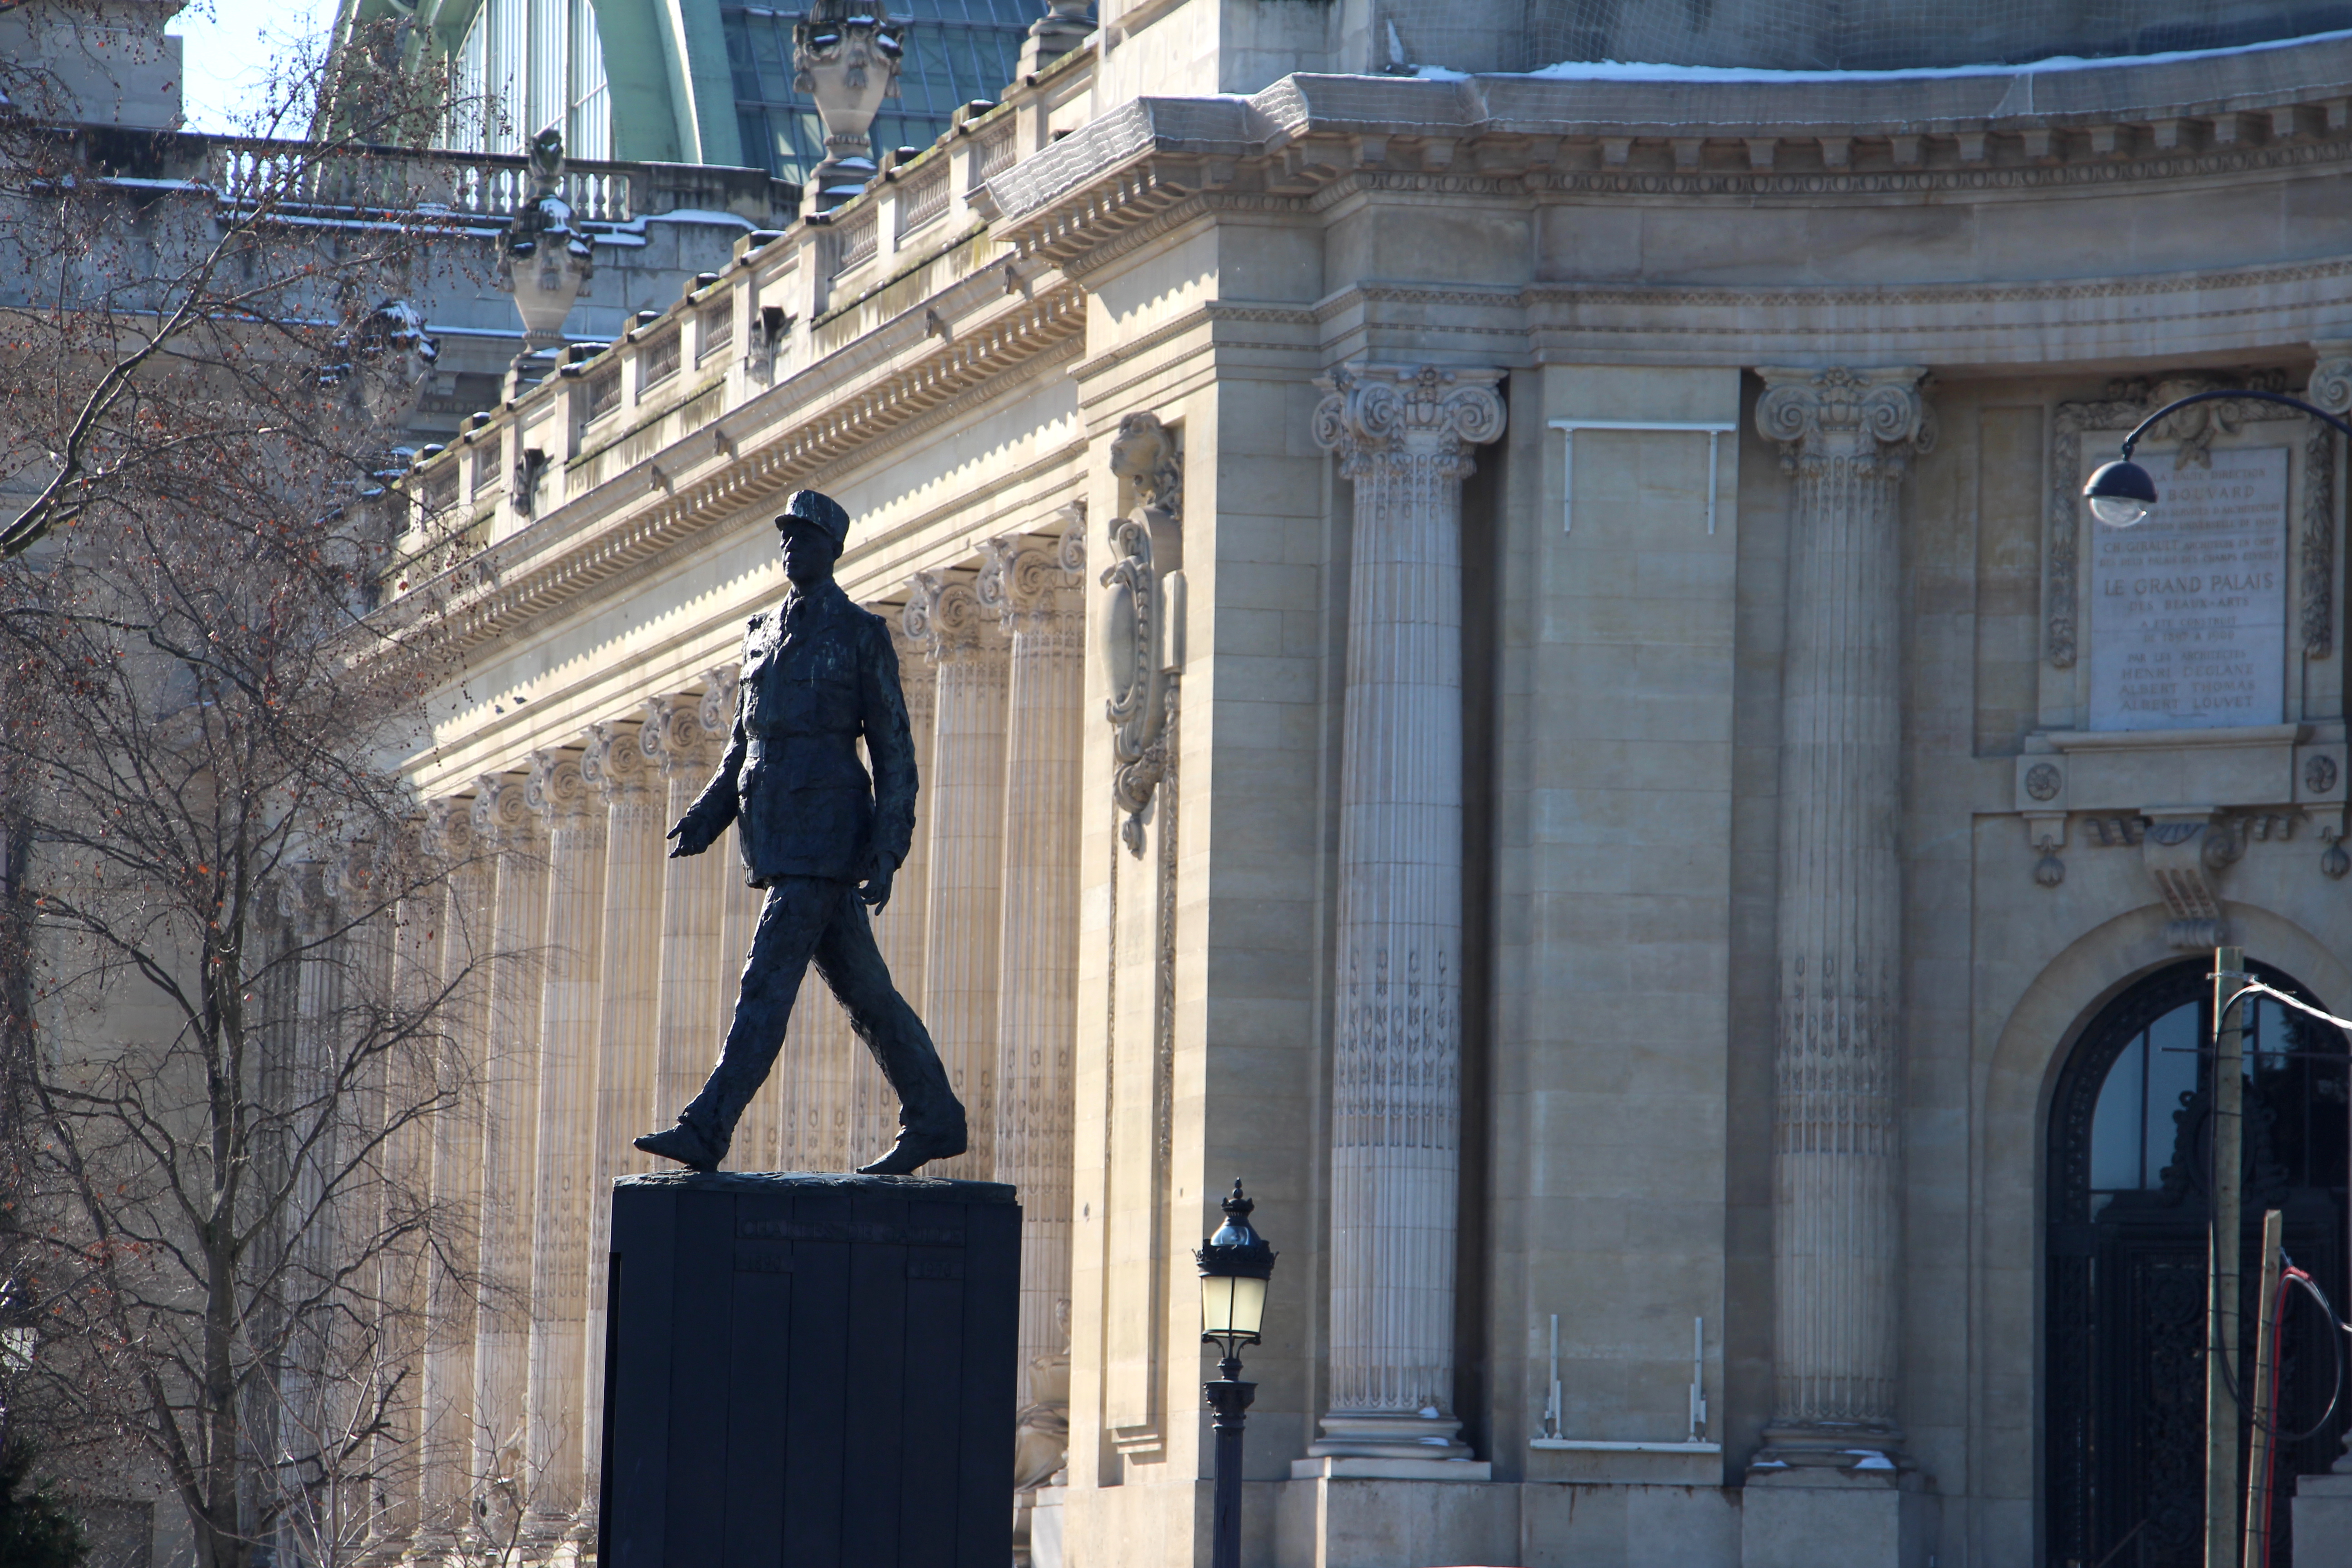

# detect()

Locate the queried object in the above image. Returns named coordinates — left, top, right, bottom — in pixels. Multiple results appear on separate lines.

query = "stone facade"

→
left=368, top=17, right=2352, bottom=1568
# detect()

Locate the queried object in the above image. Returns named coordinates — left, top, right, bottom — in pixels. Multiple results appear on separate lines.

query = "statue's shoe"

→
left=633, top=1122, right=722, bottom=1173
left=856, top=1124, right=968, bottom=1176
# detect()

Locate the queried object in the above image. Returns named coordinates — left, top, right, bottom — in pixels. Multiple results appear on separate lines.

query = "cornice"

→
left=368, top=284, right=1087, bottom=666
left=986, top=47, right=2352, bottom=273
left=1072, top=297, right=1318, bottom=385
left=1512, top=254, right=2352, bottom=314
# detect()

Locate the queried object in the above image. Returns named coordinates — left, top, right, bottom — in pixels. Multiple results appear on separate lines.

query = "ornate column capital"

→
left=525, top=750, right=595, bottom=829
left=580, top=719, right=652, bottom=802
left=902, top=569, right=993, bottom=663
left=637, top=692, right=718, bottom=780
left=697, top=667, right=740, bottom=737
left=2309, top=338, right=2352, bottom=414
left=1311, top=363, right=1506, bottom=480
left=978, top=534, right=1083, bottom=636
left=424, top=795, right=474, bottom=862
left=472, top=771, right=539, bottom=851
left=1755, top=365, right=1933, bottom=471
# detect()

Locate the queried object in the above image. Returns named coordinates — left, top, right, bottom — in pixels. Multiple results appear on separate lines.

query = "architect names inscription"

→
left=2089, top=447, right=2288, bottom=731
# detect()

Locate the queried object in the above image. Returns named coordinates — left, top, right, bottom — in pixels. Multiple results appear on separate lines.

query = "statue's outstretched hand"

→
left=856, top=850, right=895, bottom=911
left=666, top=813, right=718, bottom=858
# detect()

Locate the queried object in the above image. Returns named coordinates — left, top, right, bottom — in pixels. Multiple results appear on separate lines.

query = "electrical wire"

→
left=2195, top=971, right=2352, bottom=1567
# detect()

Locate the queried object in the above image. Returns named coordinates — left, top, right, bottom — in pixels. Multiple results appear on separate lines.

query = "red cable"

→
left=2259, top=1267, right=2313, bottom=1565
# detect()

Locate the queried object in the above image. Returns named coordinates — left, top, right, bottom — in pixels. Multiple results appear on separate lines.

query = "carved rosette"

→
left=1754, top=366, right=1928, bottom=1449
left=1309, top=363, right=1504, bottom=1457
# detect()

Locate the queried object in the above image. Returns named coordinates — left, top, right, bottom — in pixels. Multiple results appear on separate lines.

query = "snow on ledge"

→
left=1409, top=24, right=2352, bottom=84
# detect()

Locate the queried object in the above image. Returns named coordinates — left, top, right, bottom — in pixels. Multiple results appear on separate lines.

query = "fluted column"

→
left=978, top=532, right=1085, bottom=1476
left=1754, top=365, right=1929, bottom=1453
left=904, top=569, right=1009, bottom=1181
left=283, top=870, right=343, bottom=1489
left=642, top=691, right=727, bottom=1126
left=470, top=772, right=548, bottom=1534
left=520, top=749, right=605, bottom=1548
left=373, top=843, right=442, bottom=1558
left=416, top=800, right=489, bottom=1559
left=1308, top=363, right=1504, bottom=1462
left=858, top=614, right=937, bottom=1167
left=573, top=717, right=664, bottom=1548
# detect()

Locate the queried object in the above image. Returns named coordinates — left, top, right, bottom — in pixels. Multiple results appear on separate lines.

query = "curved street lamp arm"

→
left=2119, top=388, right=2352, bottom=456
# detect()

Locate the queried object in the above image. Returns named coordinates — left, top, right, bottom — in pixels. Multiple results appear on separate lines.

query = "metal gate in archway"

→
left=2045, top=960, right=2349, bottom=1568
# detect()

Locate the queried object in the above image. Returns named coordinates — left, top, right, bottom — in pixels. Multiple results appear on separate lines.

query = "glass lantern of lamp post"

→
left=2082, top=387, right=2352, bottom=527
left=1196, top=1180, right=1275, bottom=1568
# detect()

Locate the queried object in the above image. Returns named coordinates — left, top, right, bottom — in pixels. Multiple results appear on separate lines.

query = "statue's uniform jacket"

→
left=680, top=580, right=918, bottom=882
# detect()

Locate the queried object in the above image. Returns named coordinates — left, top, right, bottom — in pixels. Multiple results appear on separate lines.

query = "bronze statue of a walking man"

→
left=634, top=490, right=967, bottom=1177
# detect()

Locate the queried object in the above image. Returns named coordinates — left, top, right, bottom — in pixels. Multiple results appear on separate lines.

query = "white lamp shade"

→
left=1201, top=1273, right=1267, bottom=1342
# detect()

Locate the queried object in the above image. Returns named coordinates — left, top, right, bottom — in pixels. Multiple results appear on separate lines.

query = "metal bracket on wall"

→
left=1551, top=418, right=1740, bottom=535
left=1529, top=1313, right=1720, bottom=1453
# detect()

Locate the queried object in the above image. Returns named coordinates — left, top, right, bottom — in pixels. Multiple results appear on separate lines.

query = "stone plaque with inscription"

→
left=2089, top=447, right=2289, bottom=731
left=599, top=1171, right=1019, bottom=1568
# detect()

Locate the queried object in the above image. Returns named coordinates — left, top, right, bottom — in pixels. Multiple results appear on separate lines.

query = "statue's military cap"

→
left=775, top=489, right=851, bottom=547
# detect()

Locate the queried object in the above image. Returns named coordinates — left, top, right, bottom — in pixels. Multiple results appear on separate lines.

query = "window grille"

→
left=897, top=162, right=949, bottom=239
left=830, top=209, right=878, bottom=276
left=583, top=366, right=621, bottom=422
left=972, top=119, right=1015, bottom=188
left=639, top=330, right=681, bottom=391
left=697, top=303, right=734, bottom=364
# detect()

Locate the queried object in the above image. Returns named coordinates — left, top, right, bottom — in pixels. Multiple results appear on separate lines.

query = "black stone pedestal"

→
left=597, top=1171, right=1019, bottom=1568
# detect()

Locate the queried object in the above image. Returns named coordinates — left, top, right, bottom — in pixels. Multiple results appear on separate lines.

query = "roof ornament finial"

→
left=495, top=127, right=594, bottom=387
left=794, top=0, right=907, bottom=213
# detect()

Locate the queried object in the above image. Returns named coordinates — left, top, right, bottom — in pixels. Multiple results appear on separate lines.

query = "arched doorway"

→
left=2046, top=960, right=2349, bottom=1568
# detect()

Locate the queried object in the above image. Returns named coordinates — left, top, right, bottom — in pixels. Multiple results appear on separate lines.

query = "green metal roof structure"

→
left=339, top=0, right=1040, bottom=183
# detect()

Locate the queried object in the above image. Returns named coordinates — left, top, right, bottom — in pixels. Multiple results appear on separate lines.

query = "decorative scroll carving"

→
left=525, top=749, right=594, bottom=827
left=902, top=569, right=992, bottom=664
left=1101, top=414, right=1184, bottom=855
left=471, top=769, right=537, bottom=850
left=977, top=531, right=1083, bottom=637
left=697, top=666, right=740, bottom=739
left=580, top=719, right=652, bottom=802
left=637, top=691, right=719, bottom=780
left=2303, top=342, right=2352, bottom=657
left=1055, top=500, right=1087, bottom=576
left=1755, top=364, right=1932, bottom=475
left=2047, top=370, right=2322, bottom=668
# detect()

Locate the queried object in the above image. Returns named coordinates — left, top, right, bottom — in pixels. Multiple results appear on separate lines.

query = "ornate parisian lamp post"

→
left=2082, top=387, right=2352, bottom=525
left=1196, top=1181, right=1275, bottom=1568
